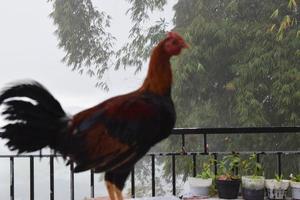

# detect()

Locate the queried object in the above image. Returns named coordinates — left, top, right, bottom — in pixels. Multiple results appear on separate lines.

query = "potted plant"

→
left=241, top=154, right=265, bottom=200
left=216, top=153, right=241, bottom=199
left=290, top=173, right=300, bottom=200
left=187, top=157, right=215, bottom=197
left=265, top=174, right=289, bottom=200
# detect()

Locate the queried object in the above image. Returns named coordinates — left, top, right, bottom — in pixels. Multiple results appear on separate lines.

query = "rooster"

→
left=0, top=32, right=188, bottom=200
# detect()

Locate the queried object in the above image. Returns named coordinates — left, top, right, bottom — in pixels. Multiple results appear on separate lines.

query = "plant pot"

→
left=242, top=188, right=264, bottom=200
left=187, top=177, right=212, bottom=197
left=216, top=179, right=241, bottom=199
left=242, top=176, right=265, bottom=200
left=265, top=179, right=289, bottom=200
left=291, top=181, right=300, bottom=200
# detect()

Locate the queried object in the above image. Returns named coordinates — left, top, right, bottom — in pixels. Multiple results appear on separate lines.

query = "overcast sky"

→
left=0, top=0, right=176, bottom=199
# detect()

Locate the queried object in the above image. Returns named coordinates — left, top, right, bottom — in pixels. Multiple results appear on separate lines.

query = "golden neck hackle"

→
left=139, top=42, right=172, bottom=96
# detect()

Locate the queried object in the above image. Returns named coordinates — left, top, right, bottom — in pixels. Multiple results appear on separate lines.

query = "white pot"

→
left=187, top=177, right=212, bottom=197
left=291, top=181, right=300, bottom=200
left=242, top=176, right=265, bottom=190
left=265, top=179, right=289, bottom=190
left=291, top=181, right=300, bottom=188
left=265, top=179, right=289, bottom=199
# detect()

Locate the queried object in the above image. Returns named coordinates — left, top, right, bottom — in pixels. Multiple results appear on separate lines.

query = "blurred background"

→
left=0, top=0, right=299, bottom=199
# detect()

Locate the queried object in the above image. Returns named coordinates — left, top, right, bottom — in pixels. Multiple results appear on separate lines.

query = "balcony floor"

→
left=87, top=196, right=293, bottom=200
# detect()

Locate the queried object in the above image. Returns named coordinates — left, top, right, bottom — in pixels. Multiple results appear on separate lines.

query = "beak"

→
left=182, top=42, right=189, bottom=49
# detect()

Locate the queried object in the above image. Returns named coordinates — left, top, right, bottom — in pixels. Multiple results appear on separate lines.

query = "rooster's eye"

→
left=172, top=40, right=178, bottom=45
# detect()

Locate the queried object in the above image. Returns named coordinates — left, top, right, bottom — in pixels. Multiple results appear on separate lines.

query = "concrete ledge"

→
left=85, top=196, right=180, bottom=200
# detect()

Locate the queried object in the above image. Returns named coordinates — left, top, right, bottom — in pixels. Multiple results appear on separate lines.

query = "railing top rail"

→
left=2, top=150, right=300, bottom=158
left=172, top=126, right=300, bottom=135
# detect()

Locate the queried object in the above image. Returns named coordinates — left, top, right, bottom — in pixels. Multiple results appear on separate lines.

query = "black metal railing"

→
left=0, top=126, right=299, bottom=199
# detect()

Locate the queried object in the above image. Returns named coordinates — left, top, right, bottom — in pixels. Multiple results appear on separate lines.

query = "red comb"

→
left=166, top=31, right=189, bottom=48
left=167, top=31, right=181, bottom=38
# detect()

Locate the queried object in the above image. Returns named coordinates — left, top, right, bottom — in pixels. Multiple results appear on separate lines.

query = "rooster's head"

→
left=163, top=32, right=189, bottom=56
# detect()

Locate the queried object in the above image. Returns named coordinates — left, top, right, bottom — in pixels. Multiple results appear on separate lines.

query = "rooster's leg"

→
left=104, top=171, right=128, bottom=200
left=106, top=181, right=116, bottom=200
left=115, top=187, right=123, bottom=200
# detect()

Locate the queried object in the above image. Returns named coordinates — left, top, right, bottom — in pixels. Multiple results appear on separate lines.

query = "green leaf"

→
left=270, top=9, right=279, bottom=18
left=288, top=0, right=297, bottom=9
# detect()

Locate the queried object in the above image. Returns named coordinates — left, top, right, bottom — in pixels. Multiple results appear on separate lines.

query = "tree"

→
left=49, top=0, right=169, bottom=89
left=169, top=0, right=300, bottom=178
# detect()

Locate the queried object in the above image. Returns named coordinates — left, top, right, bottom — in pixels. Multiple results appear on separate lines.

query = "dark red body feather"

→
left=67, top=41, right=176, bottom=189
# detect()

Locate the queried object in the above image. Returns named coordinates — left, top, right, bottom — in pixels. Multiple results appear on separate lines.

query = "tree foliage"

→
left=49, top=0, right=169, bottom=89
left=270, top=0, right=300, bottom=41
left=169, top=0, right=300, bottom=179
left=49, top=0, right=115, bottom=89
left=172, top=0, right=300, bottom=127
left=115, top=0, right=168, bottom=71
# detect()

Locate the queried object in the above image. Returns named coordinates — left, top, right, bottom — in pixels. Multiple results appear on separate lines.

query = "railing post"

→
left=10, top=157, right=14, bottom=200
left=151, top=155, right=155, bottom=197
left=172, top=154, right=176, bottom=196
left=192, top=154, right=197, bottom=177
left=30, top=156, right=34, bottom=200
left=203, top=133, right=208, bottom=154
left=50, top=156, right=54, bottom=200
left=277, top=152, right=282, bottom=176
left=70, top=163, right=74, bottom=200
left=90, top=169, right=95, bottom=198
left=131, top=167, right=135, bottom=198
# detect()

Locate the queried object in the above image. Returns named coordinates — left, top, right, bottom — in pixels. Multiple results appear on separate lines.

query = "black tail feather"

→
left=0, top=81, right=65, bottom=118
left=0, top=80, right=70, bottom=154
left=2, top=100, right=55, bottom=122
